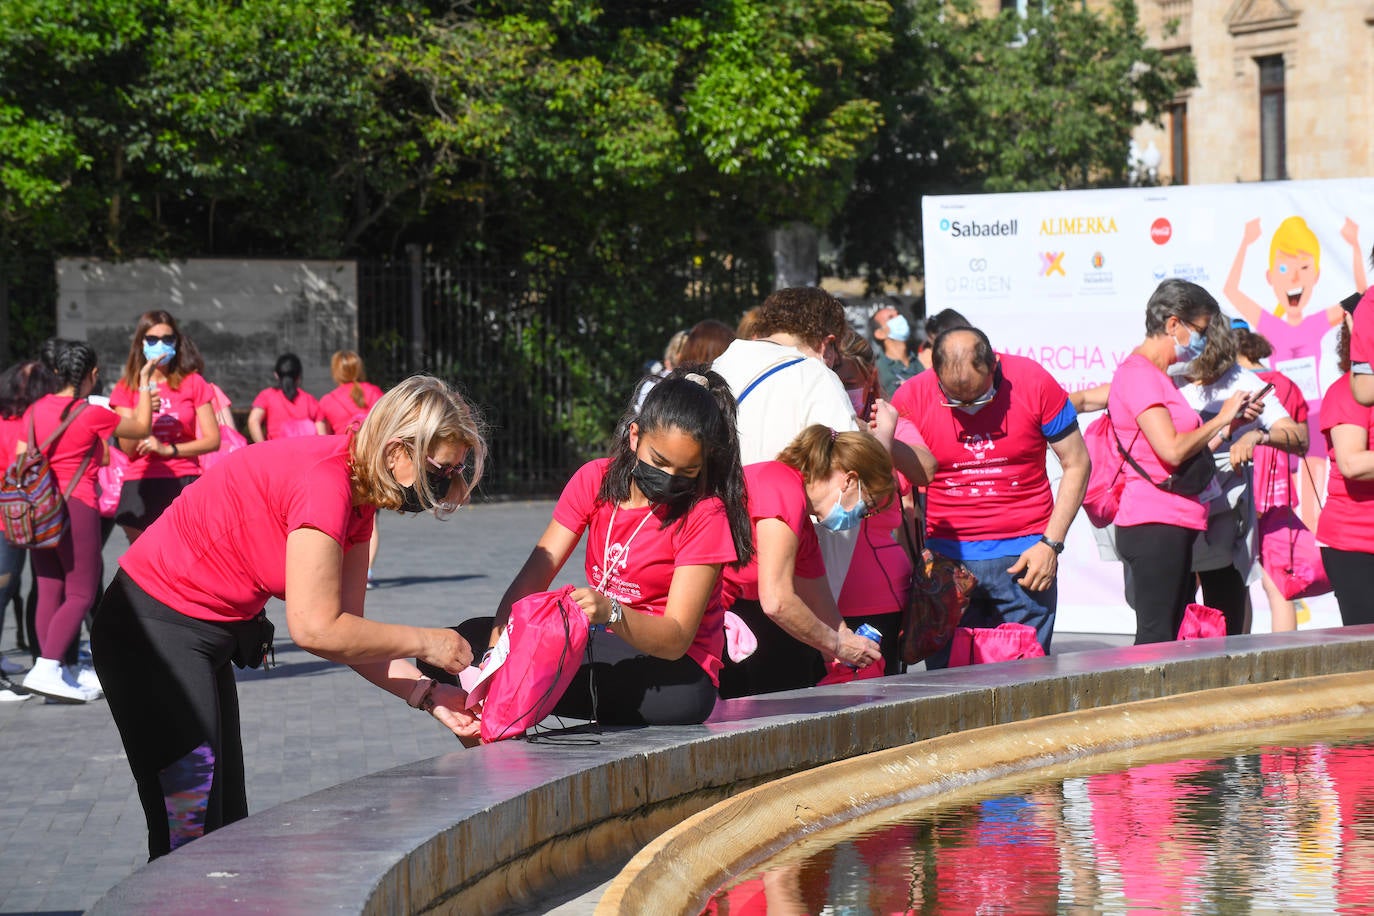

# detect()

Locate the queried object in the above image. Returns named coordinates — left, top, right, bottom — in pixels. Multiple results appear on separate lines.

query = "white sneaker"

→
left=23, top=657, right=98, bottom=704
left=65, top=663, right=102, bottom=697
left=0, top=656, right=25, bottom=676
left=0, top=674, right=29, bottom=702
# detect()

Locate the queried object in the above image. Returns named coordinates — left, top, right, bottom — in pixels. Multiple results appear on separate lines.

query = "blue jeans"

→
left=925, top=553, right=1057, bottom=669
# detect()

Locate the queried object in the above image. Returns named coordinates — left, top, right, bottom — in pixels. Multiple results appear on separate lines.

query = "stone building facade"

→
left=987, top=0, right=1373, bottom=185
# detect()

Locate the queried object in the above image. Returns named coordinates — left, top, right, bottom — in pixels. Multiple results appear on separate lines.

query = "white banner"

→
left=921, top=179, right=1374, bottom=635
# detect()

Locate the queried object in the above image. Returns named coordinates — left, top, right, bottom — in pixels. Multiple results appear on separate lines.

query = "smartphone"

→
left=1247, top=382, right=1275, bottom=403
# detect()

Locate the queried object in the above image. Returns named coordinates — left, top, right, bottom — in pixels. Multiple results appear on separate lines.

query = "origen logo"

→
left=1150, top=218, right=1173, bottom=245
left=1091, top=252, right=1105, bottom=269
left=1039, top=252, right=1066, bottom=277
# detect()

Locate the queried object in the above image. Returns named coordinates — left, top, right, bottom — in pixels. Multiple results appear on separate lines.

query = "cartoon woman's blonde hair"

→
left=1269, top=216, right=1322, bottom=274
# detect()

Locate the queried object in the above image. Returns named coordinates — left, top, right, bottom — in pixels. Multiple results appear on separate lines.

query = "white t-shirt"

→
left=710, top=339, right=858, bottom=465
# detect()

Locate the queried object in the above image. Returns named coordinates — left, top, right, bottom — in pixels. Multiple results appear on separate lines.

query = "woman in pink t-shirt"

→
left=19, top=343, right=155, bottom=704
left=455, top=370, right=754, bottom=726
left=1108, top=280, right=1259, bottom=644
left=91, top=376, right=487, bottom=860
left=109, top=310, right=221, bottom=542
left=247, top=353, right=326, bottom=442
left=716, top=425, right=894, bottom=699
left=319, top=350, right=386, bottom=587
left=1317, top=314, right=1374, bottom=625
left=0, top=360, right=56, bottom=686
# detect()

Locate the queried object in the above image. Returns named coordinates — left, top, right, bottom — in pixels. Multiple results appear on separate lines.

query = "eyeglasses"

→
left=938, top=383, right=997, bottom=410
left=143, top=334, right=176, bottom=346
left=425, top=454, right=467, bottom=495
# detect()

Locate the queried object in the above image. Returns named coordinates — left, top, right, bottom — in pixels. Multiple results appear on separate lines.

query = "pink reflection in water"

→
left=704, top=740, right=1374, bottom=913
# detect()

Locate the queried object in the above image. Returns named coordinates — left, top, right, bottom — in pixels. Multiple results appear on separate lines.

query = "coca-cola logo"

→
left=1150, top=217, right=1173, bottom=245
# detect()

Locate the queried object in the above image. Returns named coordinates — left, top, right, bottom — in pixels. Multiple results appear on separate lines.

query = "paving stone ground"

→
left=0, top=500, right=1129, bottom=915
left=0, top=501, right=563, bottom=915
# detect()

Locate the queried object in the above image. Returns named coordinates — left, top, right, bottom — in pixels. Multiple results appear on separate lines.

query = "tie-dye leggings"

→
left=91, top=569, right=248, bottom=860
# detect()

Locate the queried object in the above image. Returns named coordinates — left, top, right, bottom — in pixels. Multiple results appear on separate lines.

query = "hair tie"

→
left=685, top=372, right=708, bottom=387
left=829, top=428, right=839, bottom=442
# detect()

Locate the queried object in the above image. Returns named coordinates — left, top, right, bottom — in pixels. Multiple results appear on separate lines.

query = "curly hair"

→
left=749, top=288, right=848, bottom=351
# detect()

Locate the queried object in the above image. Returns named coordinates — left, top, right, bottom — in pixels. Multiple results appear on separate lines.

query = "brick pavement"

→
left=0, top=501, right=564, bottom=915
left=0, top=499, right=1130, bottom=915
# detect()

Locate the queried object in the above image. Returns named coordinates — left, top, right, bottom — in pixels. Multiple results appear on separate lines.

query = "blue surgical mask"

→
left=1174, top=327, right=1205, bottom=364
left=818, top=485, right=867, bottom=532
left=885, top=315, right=911, bottom=342
left=143, top=341, right=176, bottom=366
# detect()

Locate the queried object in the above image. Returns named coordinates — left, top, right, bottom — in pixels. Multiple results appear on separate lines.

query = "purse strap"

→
left=735, top=357, right=805, bottom=405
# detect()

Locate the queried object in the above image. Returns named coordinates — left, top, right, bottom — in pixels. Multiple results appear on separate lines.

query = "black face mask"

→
left=398, top=483, right=426, bottom=514
left=631, top=460, right=697, bottom=507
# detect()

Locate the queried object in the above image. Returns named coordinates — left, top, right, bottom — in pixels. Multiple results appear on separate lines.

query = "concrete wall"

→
left=56, top=259, right=357, bottom=409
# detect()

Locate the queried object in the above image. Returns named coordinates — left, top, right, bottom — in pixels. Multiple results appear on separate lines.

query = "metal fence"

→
left=358, top=252, right=767, bottom=498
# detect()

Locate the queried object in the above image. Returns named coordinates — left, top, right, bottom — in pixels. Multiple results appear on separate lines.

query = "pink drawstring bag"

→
left=96, top=446, right=130, bottom=518
left=479, top=585, right=589, bottom=743
left=1258, top=506, right=1332, bottom=600
left=196, top=383, right=250, bottom=474
left=817, top=656, right=885, bottom=685
left=946, top=623, right=1046, bottom=666
left=722, top=610, right=757, bottom=663
left=1177, top=602, right=1226, bottom=639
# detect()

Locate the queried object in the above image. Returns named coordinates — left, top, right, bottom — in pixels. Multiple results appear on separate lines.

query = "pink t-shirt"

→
left=890, top=354, right=1069, bottom=541
left=110, top=373, right=213, bottom=479
left=1317, top=375, right=1374, bottom=553
left=1259, top=309, right=1336, bottom=458
left=837, top=477, right=912, bottom=617
left=0, top=416, right=21, bottom=468
left=19, top=396, right=121, bottom=509
left=1107, top=354, right=1208, bottom=530
left=721, top=461, right=826, bottom=607
left=319, top=382, right=384, bottom=434
left=252, top=387, right=323, bottom=439
left=553, top=458, right=737, bottom=684
left=119, top=436, right=376, bottom=623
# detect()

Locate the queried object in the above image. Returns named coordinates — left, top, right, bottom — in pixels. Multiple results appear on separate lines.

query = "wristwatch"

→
left=1039, top=535, right=1066, bottom=555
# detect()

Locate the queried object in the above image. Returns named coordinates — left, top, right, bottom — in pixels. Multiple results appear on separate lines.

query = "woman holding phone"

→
left=109, top=311, right=221, bottom=542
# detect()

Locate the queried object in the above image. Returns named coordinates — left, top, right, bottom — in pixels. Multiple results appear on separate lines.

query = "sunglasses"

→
left=424, top=454, right=467, bottom=494
left=143, top=334, right=176, bottom=346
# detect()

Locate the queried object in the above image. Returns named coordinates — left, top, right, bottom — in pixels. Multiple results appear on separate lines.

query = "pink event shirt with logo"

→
left=110, top=372, right=213, bottom=480
left=891, top=353, right=1066, bottom=541
left=1107, top=354, right=1207, bottom=530
left=319, top=382, right=384, bottom=434
left=251, top=386, right=323, bottom=439
left=1317, top=375, right=1374, bottom=554
left=553, top=458, right=737, bottom=684
left=22, top=395, right=121, bottom=509
left=720, top=461, right=826, bottom=607
left=120, top=436, right=376, bottom=623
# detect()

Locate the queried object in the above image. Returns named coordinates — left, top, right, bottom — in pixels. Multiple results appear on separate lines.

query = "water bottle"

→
left=845, top=623, right=883, bottom=669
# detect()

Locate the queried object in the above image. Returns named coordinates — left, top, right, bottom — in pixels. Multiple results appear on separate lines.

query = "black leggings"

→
left=1321, top=547, right=1374, bottom=626
left=1116, top=523, right=1201, bottom=645
left=429, top=617, right=718, bottom=728
left=1196, top=566, right=1250, bottom=636
left=716, top=599, right=826, bottom=699
left=91, top=570, right=253, bottom=860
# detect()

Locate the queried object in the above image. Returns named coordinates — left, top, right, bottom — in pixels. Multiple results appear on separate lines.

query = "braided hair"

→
left=51, top=341, right=99, bottom=419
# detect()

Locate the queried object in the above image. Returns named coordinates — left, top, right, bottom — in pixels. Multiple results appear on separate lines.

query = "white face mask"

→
left=885, top=314, right=911, bottom=342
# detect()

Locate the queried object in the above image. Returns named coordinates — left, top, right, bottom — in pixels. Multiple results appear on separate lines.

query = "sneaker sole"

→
left=24, top=685, right=95, bottom=704
left=0, top=692, right=31, bottom=702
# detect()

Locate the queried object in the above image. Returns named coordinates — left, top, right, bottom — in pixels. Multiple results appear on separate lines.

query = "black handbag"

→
left=229, top=611, right=275, bottom=669
left=1111, top=422, right=1217, bottom=497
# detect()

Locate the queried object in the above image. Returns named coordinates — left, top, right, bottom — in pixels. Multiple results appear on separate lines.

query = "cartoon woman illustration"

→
left=1224, top=215, right=1367, bottom=530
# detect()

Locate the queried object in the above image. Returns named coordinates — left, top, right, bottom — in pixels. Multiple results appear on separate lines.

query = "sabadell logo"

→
left=941, top=217, right=1018, bottom=239
left=1150, top=217, right=1173, bottom=245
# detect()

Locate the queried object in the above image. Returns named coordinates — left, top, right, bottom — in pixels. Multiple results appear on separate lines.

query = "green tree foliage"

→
left=828, top=0, right=1196, bottom=288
